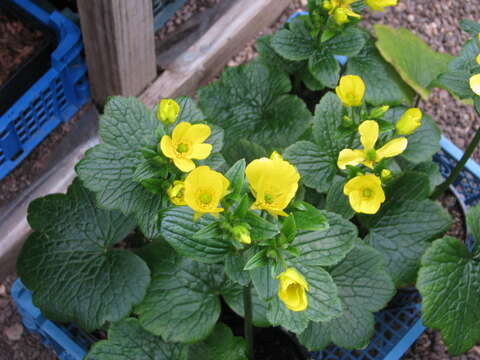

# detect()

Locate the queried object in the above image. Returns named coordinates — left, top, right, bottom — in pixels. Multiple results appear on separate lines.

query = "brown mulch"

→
left=1, top=1, right=480, bottom=360
left=0, top=7, right=44, bottom=85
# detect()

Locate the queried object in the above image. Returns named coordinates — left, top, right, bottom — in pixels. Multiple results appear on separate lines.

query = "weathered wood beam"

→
left=140, top=0, right=290, bottom=107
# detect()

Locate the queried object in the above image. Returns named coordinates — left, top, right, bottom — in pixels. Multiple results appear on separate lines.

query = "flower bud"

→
left=336, top=75, right=366, bottom=107
left=157, top=99, right=180, bottom=125
left=232, top=225, right=251, bottom=245
left=370, top=105, right=390, bottom=119
left=381, top=169, right=392, bottom=181
left=277, top=268, right=309, bottom=312
left=396, top=108, right=422, bottom=135
left=167, top=181, right=186, bottom=206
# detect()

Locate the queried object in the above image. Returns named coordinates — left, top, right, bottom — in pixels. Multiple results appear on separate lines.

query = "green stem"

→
left=431, top=127, right=480, bottom=200
left=243, top=285, right=254, bottom=360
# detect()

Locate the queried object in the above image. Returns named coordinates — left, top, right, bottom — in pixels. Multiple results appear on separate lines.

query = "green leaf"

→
left=467, top=203, right=480, bottom=254
left=325, top=176, right=355, bottom=219
left=312, top=92, right=350, bottom=162
left=135, top=244, right=225, bottom=343
left=410, top=162, right=444, bottom=193
left=437, top=71, right=474, bottom=99
left=284, top=140, right=336, bottom=193
left=198, top=152, right=228, bottom=171
left=160, top=207, right=233, bottom=263
left=198, top=62, right=311, bottom=152
left=223, top=139, right=267, bottom=167
left=291, top=202, right=329, bottom=231
left=244, top=211, right=279, bottom=241
left=267, top=296, right=309, bottom=334
left=298, top=244, right=395, bottom=350
left=250, top=263, right=279, bottom=301
left=18, top=179, right=149, bottom=332
left=188, top=323, right=248, bottom=360
left=460, top=19, right=480, bottom=37
left=365, top=200, right=452, bottom=287
left=225, top=253, right=250, bottom=286
left=290, top=211, right=356, bottom=267
left=383, top=107, right=441, bottom=164
left=76, top=97, right=165, bottom=239
left=281, top=215, right=297, bottom=243
left=256, top=35, right=303, bottom=74
left=225, top=159, right=246, bottom=200
left=418, top=237, right=480, bottom=355
left=308, top=50, right=340, bottom=88
left=271, top=19, right=316, bottom=61
left=325, top=26, right=366, bottom=57
left=375, top=25, right=453, bottom=99
left=222, top=284, right=270, bottom=328
left=88, top=318, right=189, bottom=360
left=347, top=40, right=415, bottom=106
left=244, top=249, right=269, bottom=270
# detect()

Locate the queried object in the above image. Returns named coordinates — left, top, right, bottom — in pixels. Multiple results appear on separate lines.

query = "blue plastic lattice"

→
left=0, top=0, right=90, bottom=181
left=10, top=140, right=480, bottom=359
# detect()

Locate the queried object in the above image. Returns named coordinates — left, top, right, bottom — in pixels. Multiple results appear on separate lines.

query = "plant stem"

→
left=431, top=127, right=480, bottom=200
left=243, top=285, right=254, bottom=360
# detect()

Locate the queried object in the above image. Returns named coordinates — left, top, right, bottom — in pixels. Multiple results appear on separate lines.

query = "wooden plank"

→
left=78, top=0, right=157, bottom=105
left=140, top=0, right=290, bottom=107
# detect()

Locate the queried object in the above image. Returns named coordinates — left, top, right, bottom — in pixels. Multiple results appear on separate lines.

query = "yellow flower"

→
left=157, top=99, right=180, bottom=125
left=277, top=268, right=309, bottom=312
left=470, top=74, right=480, bottom=96
left=324, top=0, right=361, bottom=25
left=344, top=174, right=385, bottom=214
left=337, top=120, right=408, bottom=169
left=336, top=75, right=366, bottom=107
left=167, top=181, right=186, bottom=206
left=365, top=0, right=397, bottom=12
left=160, top=122, right=213, bottom=172
left=396, top=108, right=423, bottom=135
left=232, top=225, right=251, bottom=245
left=245, top=154, right=300, bottom=217
left=184, top=166, right=230, bottom=220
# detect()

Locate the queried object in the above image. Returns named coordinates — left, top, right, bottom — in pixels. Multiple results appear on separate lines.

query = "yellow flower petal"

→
left=365, top=0, right=397, bottom=11
left=336, top=75, right=365, bottom=107
left=191, top=143, right=213, bottom=160
left=174, top=158, right=196, bottom=172
left=160, top=135, right=175, bottom=159
left=172, top=122, right=192, bottom=143
left=344, top=7, right=361, bottom=18
left=184, top=124, right=211, bottom=144
left=359, top=120, right=379, bottom=151
left=277, top=268, right=309, bottom=312
left=376, top=137, right=408, bottom=160
left=167, top=180, right=187, bottom=206
left=246, top=157, right=299, bottom=217
left=344, top=174, right=385, bottom=214
left=337, top=149, right=365, bottom=169
left=396, top=108, right=422, bottom=135
left=270, top=151, right=283, bottom=161
left=470, top=74, right=480, bottom=96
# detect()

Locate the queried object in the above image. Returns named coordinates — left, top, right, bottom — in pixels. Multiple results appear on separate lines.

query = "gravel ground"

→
left=1, top=0, right=480, bottom=359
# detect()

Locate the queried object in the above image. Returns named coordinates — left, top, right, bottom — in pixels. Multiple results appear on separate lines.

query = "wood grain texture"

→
left=140, top=0, right=290, bottom=107
left=78, top=0, right=157, bottom=104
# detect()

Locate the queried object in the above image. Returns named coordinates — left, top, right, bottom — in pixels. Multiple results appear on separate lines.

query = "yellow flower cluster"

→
left=334, top=75, right=423, bottom=215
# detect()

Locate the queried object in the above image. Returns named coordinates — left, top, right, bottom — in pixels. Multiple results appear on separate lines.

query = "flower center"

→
left=177, top=143, right=189, bottom=153
left=199, top=193, right=212, bottom=205
left=365, top=149, right=377, bottom=161
left=264, top=193, right=274, bottom=204
left=363, top=188, right=373, bottom=198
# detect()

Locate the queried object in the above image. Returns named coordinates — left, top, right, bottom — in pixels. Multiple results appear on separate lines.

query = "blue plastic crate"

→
left=0, top=0, right=90, bottom=181
left=11, top=137, right=480, bottom=359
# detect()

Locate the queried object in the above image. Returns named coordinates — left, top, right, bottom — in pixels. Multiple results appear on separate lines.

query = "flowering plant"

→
left=16, top=4, right=480, bottom=360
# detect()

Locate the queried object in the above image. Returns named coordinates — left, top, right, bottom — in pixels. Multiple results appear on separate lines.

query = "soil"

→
left=1, top=0, right=480, bottom=359
left=0, top=7, right=44, bottom=85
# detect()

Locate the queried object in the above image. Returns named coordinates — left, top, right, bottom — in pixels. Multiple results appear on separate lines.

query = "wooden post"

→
left=78, top=0, right=157, bottom=105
